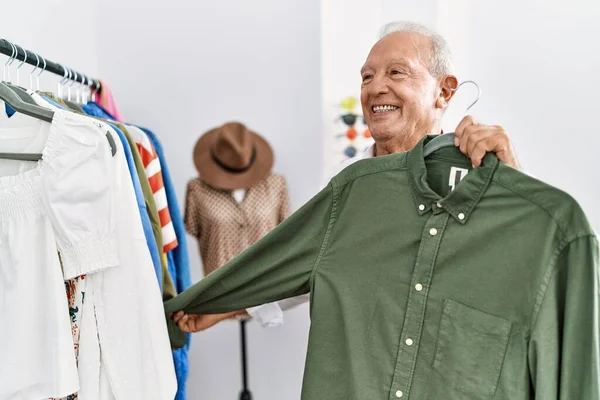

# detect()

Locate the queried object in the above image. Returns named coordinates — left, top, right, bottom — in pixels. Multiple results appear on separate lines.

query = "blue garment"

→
left=82, top=101, right=116, bottom=121
left=142, top=127, right=191, bottom=400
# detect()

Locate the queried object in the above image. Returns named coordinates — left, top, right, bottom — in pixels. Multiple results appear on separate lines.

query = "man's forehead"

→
left=361, top=32, right=431, bottom=70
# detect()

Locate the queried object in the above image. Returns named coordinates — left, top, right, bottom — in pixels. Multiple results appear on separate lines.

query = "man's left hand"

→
left=454, top=116, right=520, bottom=169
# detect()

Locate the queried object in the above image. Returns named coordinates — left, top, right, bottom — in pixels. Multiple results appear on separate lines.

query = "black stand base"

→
left=239, top=390, right=252, bottom=400
left=239, top=319, right=252, bottom=400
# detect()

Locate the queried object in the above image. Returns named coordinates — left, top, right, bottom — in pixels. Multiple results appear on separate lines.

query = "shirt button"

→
left=415, top=283, right=423, bottom=292
left=405, top=338, right=414, bottom=346
left=396, top=390, right=404, bottom=398
left=436, top=201, right=442, bottom=208
left=429, top=228, right=438, bottom=236
left=418, top=204, right=425, bottom=211
left=458, top=212, right=465, bottom=220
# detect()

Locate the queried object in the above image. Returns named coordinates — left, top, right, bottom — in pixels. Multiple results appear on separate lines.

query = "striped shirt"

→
left=128, top=125, right=178, bottom=253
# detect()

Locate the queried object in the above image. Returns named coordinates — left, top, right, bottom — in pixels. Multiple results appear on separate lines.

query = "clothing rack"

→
left=0, top=38, right=100, bottom=88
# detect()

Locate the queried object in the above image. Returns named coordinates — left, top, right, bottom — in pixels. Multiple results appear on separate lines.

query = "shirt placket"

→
left=389, top=205, right=449, bottom=399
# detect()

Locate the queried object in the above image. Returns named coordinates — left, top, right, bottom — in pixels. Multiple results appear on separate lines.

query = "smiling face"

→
left=360, top=31, right=453, bottom=154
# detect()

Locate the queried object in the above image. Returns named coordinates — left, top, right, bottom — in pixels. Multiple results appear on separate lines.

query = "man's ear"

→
left=437, top=75, right=458, bottom=109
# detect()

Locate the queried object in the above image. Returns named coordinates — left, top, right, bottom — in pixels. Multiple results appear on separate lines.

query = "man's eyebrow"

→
left=360, top=59, right=414, bottom=75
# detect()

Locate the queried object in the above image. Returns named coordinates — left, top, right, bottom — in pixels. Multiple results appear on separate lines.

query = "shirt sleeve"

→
left=42, top=116, right=119, bottom=279
left=184, top=181, right=201, bottom=238
left=165, top=183, right=335, bottom=347
left=528, top=234, right=600, bottom=399
left=246, top=302, right=284, bottom=328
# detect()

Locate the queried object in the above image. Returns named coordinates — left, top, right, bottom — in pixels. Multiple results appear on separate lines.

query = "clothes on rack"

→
left=143, top=127, right=193, bottom=400
left=129, top=125, right=178, bottom=253
left=0, top=87, right=180, bottom=399
left=47, top=91, right=189, bottom=399
left=166, top=135, right=599, bottom=399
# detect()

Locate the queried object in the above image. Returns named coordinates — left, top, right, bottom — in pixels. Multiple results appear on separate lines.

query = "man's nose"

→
left=368, top=74, right=390, bottom=96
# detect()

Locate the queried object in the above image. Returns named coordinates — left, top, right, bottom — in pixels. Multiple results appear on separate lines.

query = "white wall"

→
left=1, top=0, right=99, bottom=93
left=95, top=1, right=322, bottom=399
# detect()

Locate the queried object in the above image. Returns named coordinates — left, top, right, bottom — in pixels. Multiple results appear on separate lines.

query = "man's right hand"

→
left=170, top=310, right=248, bottom=332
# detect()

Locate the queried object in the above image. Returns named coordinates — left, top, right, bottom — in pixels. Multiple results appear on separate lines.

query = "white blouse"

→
left=0, top=109, right=118, bottom=400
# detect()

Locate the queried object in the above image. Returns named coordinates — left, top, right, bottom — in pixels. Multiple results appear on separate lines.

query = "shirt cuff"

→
left=246, top=302, right=284, bottom=328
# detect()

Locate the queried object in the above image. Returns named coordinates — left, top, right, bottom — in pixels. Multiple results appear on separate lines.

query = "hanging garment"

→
left=77, top=124, right=176, bottom=399
left=143, top=127, right=192, bottom=400
left=0, top=109, right=118, bottom=400
left=142, top=128, right=192, bottom=292
left=40, top=93, right=163, bottom=288
left=118, top=125, right=175, bottom=299
left=166, top=136, right=599, bottom=399
left=93, top=80, right=124, bottom=122
left=25, top=94, right=177, bottom=399
left=127, top=125, right=178, bottom=253
left=46, top=94, right=175, bottom=300
left=184, top=173, right=290, bottom=275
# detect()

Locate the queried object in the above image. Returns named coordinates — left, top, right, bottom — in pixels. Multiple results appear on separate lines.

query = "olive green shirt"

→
left=165, top=136, right=599, bottom=399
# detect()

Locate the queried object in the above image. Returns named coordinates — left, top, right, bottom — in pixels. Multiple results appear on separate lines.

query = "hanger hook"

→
left=80, top=74, right=88, bottom=104
left=37, top=55, right=46, bottom=91
left=451, top=80, right=481, bottom=115
left=3, top=40, right=16, bottom=82
left=29, top=51, right=40, bottom=90
left=58, top=64, right=68, bottom=98
left=66, top=68, right=74, bottom=101
left=15, top=44, right=27, bottom=86
left=5, top=40, right=17, bottom=83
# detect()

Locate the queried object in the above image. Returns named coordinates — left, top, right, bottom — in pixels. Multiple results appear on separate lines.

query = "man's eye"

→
left=391, top=70, right=404, bottom=75
left=362, top=74, right=373, bottom=82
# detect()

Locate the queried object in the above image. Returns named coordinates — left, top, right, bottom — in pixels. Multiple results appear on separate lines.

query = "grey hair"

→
left=379, top=21, right=454, bottom=78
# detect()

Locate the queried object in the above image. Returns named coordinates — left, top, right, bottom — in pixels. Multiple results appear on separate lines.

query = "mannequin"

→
left=185, top=122, right=290, bottom=400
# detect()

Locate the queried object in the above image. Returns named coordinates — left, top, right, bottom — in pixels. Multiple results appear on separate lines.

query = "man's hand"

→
left=454, top=116, right=520, bottom=169
left=170, top=310, right=248, bottom=333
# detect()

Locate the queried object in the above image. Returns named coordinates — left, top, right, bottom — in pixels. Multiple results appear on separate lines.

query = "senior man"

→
left=167, top=21, right=598, bottom=399
left=175, top=21, right=519, bottom=332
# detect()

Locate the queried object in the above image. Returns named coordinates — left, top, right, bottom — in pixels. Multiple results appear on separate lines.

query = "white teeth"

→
left=372, top=105, right=399, bottom=113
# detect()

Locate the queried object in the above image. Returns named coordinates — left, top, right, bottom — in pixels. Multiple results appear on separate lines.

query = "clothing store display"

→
left=75, top=123, right=176, bottom=400
left=41, top=93, right=181, bottom=399
left=38, top=92, right=165, bottom=291
left=193, top=121, right=274, bottom=190
left=115, top=124, right=176, bottom=300
left=129, top=125, right=178, bottom=253
left=109, top=123, right=163, bottom=287
left=0, top=109, right=117, bottom=400
left=167, top=135, right=599, bottom=399
left=185, top=173, right=290, bottom=275
left=143, top=127, right=193, bottom=400
left=0, top=42, right=187, bottom=400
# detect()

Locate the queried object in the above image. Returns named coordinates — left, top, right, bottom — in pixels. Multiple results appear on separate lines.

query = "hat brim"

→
left=193, top=127, right=274, bottom=190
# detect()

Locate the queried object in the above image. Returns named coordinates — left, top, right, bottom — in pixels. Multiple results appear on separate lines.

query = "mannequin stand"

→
left=239, top=320, right=252, bottom=400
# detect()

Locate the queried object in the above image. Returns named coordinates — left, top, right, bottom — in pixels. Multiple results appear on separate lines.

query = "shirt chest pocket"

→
left=432, top=299, right=512, bottom=398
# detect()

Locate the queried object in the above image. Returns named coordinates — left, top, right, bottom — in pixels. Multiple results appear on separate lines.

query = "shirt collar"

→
left=406, top=135, right=499, bottom=224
